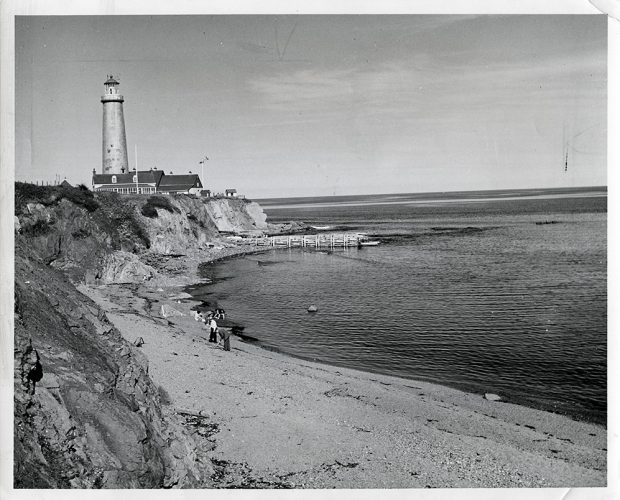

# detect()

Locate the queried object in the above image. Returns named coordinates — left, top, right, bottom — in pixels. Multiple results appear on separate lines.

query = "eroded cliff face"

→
left=202, top=199, right=267, bottom=235
left=12, top=184, right=278, bottom=488
left=15, top=187, right=273, bottom=284
left=14, top=241, right=214, bottom=488
left=143, top=197, right=266, bottom=254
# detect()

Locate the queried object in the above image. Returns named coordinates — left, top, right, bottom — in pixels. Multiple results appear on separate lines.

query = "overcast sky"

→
left=15, top=15, right=606, bottom=198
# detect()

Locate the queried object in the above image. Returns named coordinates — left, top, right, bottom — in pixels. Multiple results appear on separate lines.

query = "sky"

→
left=15, top=15, right=607, bottom=198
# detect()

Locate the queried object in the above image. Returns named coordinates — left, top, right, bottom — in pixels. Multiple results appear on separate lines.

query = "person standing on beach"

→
left=208, top=317, right=218, bottom=343
left=201, top=315, right=209, bottom=340
left=220, top=328, right=231, bottom=351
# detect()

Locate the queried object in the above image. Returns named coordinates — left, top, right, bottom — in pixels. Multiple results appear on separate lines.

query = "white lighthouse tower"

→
left=101, top=75, right=129, bottom=174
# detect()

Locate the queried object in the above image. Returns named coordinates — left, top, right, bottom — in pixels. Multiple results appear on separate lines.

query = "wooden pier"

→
left=246, top=233, right=365, bottom=248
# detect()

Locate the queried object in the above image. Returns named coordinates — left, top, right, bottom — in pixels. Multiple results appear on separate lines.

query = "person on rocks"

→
left=208, top=317, right=218, bottom=343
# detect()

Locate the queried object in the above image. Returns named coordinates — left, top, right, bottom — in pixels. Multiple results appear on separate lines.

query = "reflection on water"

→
left=193, top=193, right=607, bottom=424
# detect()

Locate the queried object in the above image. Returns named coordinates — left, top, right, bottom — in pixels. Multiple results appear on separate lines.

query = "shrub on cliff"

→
left=187, top=213, right=206, bottom=228
left=15, top=183, right=53, bottom=211
left=141, top=196, right=178, bottom=218
left=21, top=218, right=52, bottom=237
left=141, top=204, right=158, bottom=218
left=60, top=184, right=99, bottom=212
left=15, top=182, right=99, bottom=213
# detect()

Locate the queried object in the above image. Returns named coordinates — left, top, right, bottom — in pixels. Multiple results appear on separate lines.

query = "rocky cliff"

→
left=12, top=183, right=279, bottom=488
left=15, top=185, right=274, bottom=283
left=14, top=242, right=215, bottom=487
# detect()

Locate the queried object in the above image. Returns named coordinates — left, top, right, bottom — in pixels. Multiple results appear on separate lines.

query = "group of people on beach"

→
left=193, top=308, right=230, bottom=351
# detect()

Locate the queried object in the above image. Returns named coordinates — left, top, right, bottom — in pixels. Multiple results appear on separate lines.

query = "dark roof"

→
left=158, top=174, right=202, bottom=190
left=153, top=170, right=165, bottom=183
left=105, top=76, right=120, bottom=85
left=225, top=188, right=237, bottom=193
left=92, top=170, right=202, bottom=191
left=92, top=170, right=160, bottom=184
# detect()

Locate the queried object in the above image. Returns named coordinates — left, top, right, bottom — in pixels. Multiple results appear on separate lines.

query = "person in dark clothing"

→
left=220, top=328, right=231, bottom=351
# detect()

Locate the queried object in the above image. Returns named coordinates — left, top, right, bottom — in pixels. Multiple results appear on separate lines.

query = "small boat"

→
left=358, top=240, right=380, bottom=247
left=310, top=225, right=331, bottom=230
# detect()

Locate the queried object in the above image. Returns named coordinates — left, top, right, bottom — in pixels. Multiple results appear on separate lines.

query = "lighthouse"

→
left=101, top=75, right=129, bottom=174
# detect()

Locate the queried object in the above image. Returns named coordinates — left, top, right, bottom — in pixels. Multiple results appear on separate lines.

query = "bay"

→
left=190, top=188, right=607, bottom=424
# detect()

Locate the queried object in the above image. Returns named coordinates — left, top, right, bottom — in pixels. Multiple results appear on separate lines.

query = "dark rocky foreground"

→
left=14, top=242, right=217, bottom=488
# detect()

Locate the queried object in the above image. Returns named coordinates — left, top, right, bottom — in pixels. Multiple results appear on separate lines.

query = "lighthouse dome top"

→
left=104, top=75, right=120, bottom=85
left=102, top=74, right=124, bottom=102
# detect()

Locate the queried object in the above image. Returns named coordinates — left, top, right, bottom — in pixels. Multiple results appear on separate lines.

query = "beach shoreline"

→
left=77, top=248, right=607, bottom=488
left=185, top=244, right=607, bottom=427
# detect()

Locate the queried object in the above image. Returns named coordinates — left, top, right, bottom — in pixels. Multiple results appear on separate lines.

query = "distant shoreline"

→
left=258, top=186, right=607, bottom=210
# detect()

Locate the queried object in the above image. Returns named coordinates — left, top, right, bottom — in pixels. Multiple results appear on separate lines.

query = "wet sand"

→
left=78, top=252, right=607, bottom=489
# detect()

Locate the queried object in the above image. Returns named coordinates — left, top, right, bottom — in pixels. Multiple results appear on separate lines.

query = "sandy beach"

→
left=75, top=250, right=607, bottom=489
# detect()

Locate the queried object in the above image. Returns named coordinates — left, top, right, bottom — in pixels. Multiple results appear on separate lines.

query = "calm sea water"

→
left=190, top=188, right=607, bottom=425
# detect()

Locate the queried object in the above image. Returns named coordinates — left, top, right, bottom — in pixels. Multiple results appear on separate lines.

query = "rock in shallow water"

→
left=484, top=393, right=502, bottom=402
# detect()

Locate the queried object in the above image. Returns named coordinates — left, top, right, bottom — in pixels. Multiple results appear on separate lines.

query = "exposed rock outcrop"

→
left=14, top=241, right=214, bottom=488
left=203, top=198, right=267, bottom=234
left=98, top=252, right=158, bottom=284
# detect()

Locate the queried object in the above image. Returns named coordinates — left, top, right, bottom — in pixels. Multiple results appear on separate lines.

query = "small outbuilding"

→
left=225, top=189, right=238, bottom=197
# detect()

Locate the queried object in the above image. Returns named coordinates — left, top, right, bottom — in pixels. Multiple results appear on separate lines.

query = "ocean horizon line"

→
left=256, top=185, right=607, bottom=202
left=257, top=186, right=607, bottom=210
